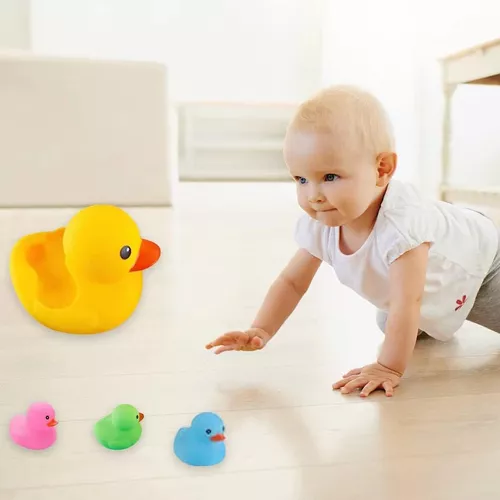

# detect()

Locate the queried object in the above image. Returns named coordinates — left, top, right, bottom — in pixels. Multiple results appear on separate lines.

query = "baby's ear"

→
left=376, top=152, right=397, bottom=186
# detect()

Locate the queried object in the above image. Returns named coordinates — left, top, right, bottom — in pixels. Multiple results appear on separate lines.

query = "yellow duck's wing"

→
left=11, top=227, right=99, bottom=333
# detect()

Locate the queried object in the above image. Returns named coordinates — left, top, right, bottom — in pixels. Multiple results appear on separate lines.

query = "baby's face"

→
left=284, top=130, right=381, bottom=227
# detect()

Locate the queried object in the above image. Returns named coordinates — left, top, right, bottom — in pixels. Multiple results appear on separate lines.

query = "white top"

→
left=294, top=179, right=499, bottom=341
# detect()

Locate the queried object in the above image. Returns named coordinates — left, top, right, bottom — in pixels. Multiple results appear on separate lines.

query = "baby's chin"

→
left=312, top=209, right=344, bottom=227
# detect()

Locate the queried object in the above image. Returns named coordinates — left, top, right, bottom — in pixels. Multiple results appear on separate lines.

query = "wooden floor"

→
left=1, top=183, right=500, bottom=500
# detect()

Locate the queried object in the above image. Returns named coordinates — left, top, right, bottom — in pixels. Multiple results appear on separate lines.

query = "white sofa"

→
left=0, top=51, right=174, bottom=207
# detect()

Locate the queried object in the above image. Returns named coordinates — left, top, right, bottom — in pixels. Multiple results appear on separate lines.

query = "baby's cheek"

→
left=333, top=193, right=358, bottom=218
left=296, top=189, right=306, bottom=207
left=350, top=193, right=372, bottom=217
left=297, top=195, right=314, bottom=217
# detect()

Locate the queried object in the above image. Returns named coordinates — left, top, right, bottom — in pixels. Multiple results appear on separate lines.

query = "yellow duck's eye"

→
left=120, top=246, right=132, bottom=260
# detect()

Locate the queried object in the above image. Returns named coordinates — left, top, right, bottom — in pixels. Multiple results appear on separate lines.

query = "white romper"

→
left=294, top=179, right=499, bottom=341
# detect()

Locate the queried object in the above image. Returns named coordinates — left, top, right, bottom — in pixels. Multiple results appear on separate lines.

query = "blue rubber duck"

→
left=173, top=412, right=226, bottom=466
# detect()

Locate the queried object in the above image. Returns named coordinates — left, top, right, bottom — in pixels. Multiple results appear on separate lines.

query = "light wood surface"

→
left=1, top=182, right=500, bottom=500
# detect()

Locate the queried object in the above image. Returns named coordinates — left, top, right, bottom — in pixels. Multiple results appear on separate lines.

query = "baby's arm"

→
left=252, top=248, right=322, bottom=336
left=333, top=242, right=430, bottom=397
left=378, top=242, right=430, bottom=374
left=206, top=248, right=321, bottom=354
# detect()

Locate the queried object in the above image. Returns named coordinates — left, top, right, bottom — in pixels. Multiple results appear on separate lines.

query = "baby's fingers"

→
left=232, top=337, right=264, bottom=352
left=206, top=332, right=247, bottom=349
left=340, top=377, right=368, bottom=394
left=250, top=336, right=264, bottom=349
left=360, top=380, right=380, bottom=397
left=332, top=374, right=358, bottom=390
left=213, top=344, right=239, bottom=355
left=382, top=381, right=394, bottom=397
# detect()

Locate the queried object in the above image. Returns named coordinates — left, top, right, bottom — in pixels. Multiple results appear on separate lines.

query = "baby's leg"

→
left=467, top=249, right=500, bottom=333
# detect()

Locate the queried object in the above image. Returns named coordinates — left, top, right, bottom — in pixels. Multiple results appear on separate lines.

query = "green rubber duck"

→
left=94, top=404, right=144, bottom=450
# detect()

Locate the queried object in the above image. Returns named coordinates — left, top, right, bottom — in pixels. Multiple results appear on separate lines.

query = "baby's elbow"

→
left=280, top=274, right=309, bottom=297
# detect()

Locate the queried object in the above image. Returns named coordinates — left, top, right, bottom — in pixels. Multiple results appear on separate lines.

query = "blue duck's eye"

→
left=205, top=429, right=212, bottom=435
left=222, top=426, right=225, bottom=432
left=324, top=173, right=338, bottom=182
left=120, top=246, right=132, bottom=260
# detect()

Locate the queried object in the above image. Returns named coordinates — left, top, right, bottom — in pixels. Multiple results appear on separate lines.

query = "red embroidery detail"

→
left=455, top=295, right=467, bottom=311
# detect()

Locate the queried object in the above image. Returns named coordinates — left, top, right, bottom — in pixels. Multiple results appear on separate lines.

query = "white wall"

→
left=25, top=0, right=500, bottom=196
left=414, top=0, right=500, bottom=197
left=0, top=0, right=31, bottom=50
left=321, top=0, right=420, bottom=185
left=321, top=0, right=500, bottom=196
left=30, top=0, right=324, bottom=103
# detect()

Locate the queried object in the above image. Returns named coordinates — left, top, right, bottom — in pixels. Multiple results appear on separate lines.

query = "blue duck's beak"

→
left=210, top=433, right=225, bottom=442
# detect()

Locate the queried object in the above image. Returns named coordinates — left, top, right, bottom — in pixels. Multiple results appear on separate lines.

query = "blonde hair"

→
left=289, top=85, right=395, bottom=159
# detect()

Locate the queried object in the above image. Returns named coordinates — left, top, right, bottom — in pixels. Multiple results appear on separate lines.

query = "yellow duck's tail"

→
left=9, top=231, right=47, bottom=315
left=10, top=227, right=100, bottom=333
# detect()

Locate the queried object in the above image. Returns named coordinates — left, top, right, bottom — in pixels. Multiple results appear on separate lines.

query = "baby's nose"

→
left=308, top=192, right=326, bottom=203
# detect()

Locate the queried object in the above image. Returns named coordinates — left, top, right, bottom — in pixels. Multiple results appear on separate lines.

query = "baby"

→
left=205, top=85, right=500, bottom=398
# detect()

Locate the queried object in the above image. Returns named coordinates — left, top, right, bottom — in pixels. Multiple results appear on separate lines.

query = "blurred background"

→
left=1, top=0, right=500, bottom=212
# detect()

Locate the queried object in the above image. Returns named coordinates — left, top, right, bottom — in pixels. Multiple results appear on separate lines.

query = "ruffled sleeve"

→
left=382, top=206, right=436, bottom=265
left=294, top=214, right=332, bottom=263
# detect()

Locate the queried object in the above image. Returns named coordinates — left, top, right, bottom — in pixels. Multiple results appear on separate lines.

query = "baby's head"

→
left=284, top=85, right=397, bottom=227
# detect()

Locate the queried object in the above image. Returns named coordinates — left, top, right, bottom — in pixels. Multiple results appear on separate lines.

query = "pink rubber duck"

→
left=9, top=402, right=58, bottom=450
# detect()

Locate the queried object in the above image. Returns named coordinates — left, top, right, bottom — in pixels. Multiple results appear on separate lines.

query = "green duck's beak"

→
left=138, top=412, right=144, bottom=422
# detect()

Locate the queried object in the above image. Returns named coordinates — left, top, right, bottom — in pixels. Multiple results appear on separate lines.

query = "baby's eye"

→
left=324, top=173, right=338, bottom=182
left=294, top=176, right=308, bottom=185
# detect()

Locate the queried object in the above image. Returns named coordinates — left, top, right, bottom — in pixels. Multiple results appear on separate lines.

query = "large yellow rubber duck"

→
left=10, top=205, right=161, bottom=334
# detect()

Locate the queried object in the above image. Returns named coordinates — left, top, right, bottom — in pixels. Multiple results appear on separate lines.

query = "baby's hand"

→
left=205, top=328, right=272, bottom=354
left=332, top=362, right=402, bottom=398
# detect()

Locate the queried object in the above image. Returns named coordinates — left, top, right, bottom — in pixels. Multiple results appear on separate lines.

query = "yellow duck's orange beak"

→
left=130, top=239, right=161, bottom=272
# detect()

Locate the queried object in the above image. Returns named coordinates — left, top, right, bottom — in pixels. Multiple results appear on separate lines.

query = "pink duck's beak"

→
left=47, top=418, right=58, bottom=427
